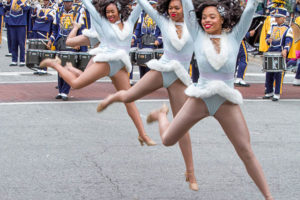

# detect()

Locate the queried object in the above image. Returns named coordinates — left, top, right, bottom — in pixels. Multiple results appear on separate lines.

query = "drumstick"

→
left=41, top=40, right=48, bottom=47
left=254, top=21, right=263, bottom=31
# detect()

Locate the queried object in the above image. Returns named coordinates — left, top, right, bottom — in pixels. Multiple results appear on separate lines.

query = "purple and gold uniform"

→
left=264, top=8, right=293, bottom=100
left=32, top=2, right=55, bottom=39
left=132, top=1, right=162, bottom=78
left=50, top=0, right=87, bottom=100
left=5, top=0, right=30, bottom=66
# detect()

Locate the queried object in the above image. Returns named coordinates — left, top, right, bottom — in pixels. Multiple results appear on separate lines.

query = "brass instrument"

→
left=291, top=22, right=300, bottom=43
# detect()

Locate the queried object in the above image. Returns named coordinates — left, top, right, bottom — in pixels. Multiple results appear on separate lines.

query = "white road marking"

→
left=0, top=99, right=299, bottom=106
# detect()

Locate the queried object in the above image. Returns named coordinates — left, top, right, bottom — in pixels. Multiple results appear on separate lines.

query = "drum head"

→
left=137, top=48, right=154, bottom=54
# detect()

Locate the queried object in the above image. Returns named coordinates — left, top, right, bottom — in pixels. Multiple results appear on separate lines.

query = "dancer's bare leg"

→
left=215, top=102, right=273, bottom=200
left=150, top=97, right=209, bottom=145
left=110, top=68, right=157, bottom=144
left=97, top=70, right=163, bottom=111
left=65, top=63, right=84, bottom=77
left=65, top=58, right=95, bottom=78
left=40, top=59, right=110, bottom=89
left=167, top=80, right=198, bottom=190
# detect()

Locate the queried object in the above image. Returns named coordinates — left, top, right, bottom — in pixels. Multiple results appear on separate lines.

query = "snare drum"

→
left=76, top=52, right=91, bottom=71
left=37, top=39, right=49, bottom=50
left=154, top=48, right=164, bottom=60
left=27, top=39, right=39, bottom=49
left=136, top=48, right=154, bottom=66
left=26, top=49, right=41, bottom=68
left=57, top=51, right=78, bottom=66
left=40, top=50, right=56, bottom=60
left=129, top=47, right=138, bottom=64
left=263, top=52, right=286, bottom=72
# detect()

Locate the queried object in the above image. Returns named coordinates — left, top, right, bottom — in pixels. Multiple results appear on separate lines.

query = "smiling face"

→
left=168, top=0, right=183, bottom=22
left=106, top=3, right=121, bottom=23
left=201, top=6, right=224, bottom=35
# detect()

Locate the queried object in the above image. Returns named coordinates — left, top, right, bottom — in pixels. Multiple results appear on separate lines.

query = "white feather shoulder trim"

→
left=91, top=48, right=132, bottom=73
left=146, top=59, right=192, bottom=86
left=168, top=19, right=191, bottom=51
left=203, top=33, right=229, bottom=71
left=185, top=80, right=243, bottom=105
left=111, top=21, right=131, bottom=41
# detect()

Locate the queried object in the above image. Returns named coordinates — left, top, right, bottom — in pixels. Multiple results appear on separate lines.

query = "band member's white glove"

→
left=33, top=1, right=42, bottom=12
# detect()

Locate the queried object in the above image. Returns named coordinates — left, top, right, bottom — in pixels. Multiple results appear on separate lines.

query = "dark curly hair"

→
left=193, top=0, right=243, bottom=30
left=92, top=0, right=132, bottom=22
left=157, top=0, right=182, bottom=16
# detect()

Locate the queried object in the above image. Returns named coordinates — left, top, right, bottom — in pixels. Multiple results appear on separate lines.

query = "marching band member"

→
left=5, top=0, right=30, bottom=67
left=74, top=0, right=91, bottom=29
left=263, top=7, right=293, bottom=101
left=235, top=30, right=256, bottom=87
left=132, top=0, right=162, bottom=78
left=97, top=0, right=199, bottom=191
left=146, top=0, right=273, bottom=198
left=40, top=0, right=156, bottom=146
left=31, top=0, right=55, bottom=75
left=48, top=0, right=87, bottom=101
left=32, top=0, right=55, bottom=39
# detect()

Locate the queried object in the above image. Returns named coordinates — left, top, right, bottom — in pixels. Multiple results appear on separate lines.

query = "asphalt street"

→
left=0, top=30, right=300, bottom=200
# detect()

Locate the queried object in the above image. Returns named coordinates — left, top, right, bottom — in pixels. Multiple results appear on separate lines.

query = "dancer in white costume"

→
left=97, top=0, right=198, bottom=191
left=146, top=0, right=274, bottom=198
left=40, top=0, right=156, bottom=146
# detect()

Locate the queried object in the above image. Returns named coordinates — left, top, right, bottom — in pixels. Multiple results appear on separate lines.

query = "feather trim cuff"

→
left=185, top=80, right=243, bottom=105
left=146, top=59, right=192, bottom=86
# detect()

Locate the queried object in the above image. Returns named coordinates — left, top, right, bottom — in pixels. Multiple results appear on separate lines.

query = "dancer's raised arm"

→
left=128, top=3, right=142, bottom=24
left=82, top=0, right=104, bottom=26
left=232, top=0, right=259, bottom=43
left=182, top=0, right=200, bottom=40
left=137, top=0, right=164, bottom=27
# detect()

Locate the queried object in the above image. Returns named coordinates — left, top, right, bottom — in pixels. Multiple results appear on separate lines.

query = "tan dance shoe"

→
left=185, top=171, right=199, bottom=191
left=138, top=135, right=156, bottom=146
left=146, top=104, right=169, bottom=124
left=97, top=102, right=106, bottom=113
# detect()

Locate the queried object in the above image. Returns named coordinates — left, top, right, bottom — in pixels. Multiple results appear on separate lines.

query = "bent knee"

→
left=119, top=90, right=132, bottom=103
left=162, top=135, right=176, bottom=146
left=71, top=83, right=83, bottom=89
